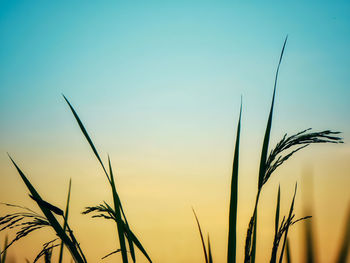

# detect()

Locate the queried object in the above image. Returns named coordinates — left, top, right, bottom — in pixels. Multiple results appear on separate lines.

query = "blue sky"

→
left=1, top=1, right=349, bottom=164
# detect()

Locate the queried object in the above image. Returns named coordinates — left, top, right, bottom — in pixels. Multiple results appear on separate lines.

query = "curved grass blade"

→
left=58, top=179, right=72, bottom=263
left=8, top=155, right=86, bottom=263
left=102, top=249, right=122, bottom=260
left=335, top=205, right=350, bottom=263
left=192, top=208, right=208, bottom=263
left=279, top=183, right=297, bottom=263
left=208, top=235, right=213, bottom=263
left=63, top=95, right=110, bottom=183
left=227, top=100, right=242, bottom=263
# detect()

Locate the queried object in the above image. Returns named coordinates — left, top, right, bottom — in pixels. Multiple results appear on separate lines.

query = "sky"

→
left=0, top=1, right=349, bottom=262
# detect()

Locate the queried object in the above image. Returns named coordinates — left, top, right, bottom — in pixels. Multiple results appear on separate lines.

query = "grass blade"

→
left=8, top=155, right=86, bottom=263
left=258, top=35, right=287, bottom=191
left=227, top=101, right=242, bottom=263
left=1, top=236, right=8, bottom=263
left=102, top=201, right=152, bottom=262
left=270, top=185, right=281, bottom=263
left=278, top=183, right=297, bottom=263
left=123, top=225, right=152, bottom=263
left=192, top=208, right=208, bottom=263
left=208, top=235, right=213, bottom=263
left=108, top=158, right=129, bottom=263
left=275, top=185, right=281, bottom=239
left=248, top=36, right=288, bottom=263
left=251, top=212, right=257, bottom=263
left=58, top=179, right=72, bottom=263
left=285, top=238, right=291, bottom=263
left=335, top=205, right=350, bottom=263
left=63, top=95, right=110, bottom=183
left=29, top=194, right=64, bottom=216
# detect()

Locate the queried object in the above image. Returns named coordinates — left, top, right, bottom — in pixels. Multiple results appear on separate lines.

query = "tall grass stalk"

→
left=227, top=101, right=242, bottom=263
left=244, top=35, right=288, bottom=263
left=285, top=238, right=291, bottom=263
left=58, top=179, right=72, bottom=263
left=0, top=236, right=8, bottom=263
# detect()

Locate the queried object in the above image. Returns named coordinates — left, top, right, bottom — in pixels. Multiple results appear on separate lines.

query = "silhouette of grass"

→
left=193, top=208, right=209, bottom=263
left=227, top=100, right=242, bottom=263
left=64, top=95, right=151, bottom=263
left=4, top=158, right=86, bottom=263
left=58, top=179, right=72, bottom=263
left=0, top=37, right=347, bottom=263
left=0, top=236, right=8, bottom=263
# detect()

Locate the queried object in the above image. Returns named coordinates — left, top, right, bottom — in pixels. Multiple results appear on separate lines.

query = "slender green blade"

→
left=104, top=201, right=152, bottom=263
left=285, top=238, right=291, bottom=263
left=192, top=208, right=209, bottom=263
left=251, top=212, right=257, bottom=263
left=63, top=95, right=110, bottom=183
left=279, top=184, right=297, bottom=263
left=29, top=194, right=64, bottom=216
left=8, top=156, right=85, bottom=263
left=258, top=35, right=287, bottom=190
left=208, top=235, right=213, bottom=263
left=108, top=157, right=136, bottom=263
left=1, top=236, right=8, bottom=263
left=123, top=225, right=152, bottom=263
left=108, top=158, right=129, bottom=263
left=270, top=186, right=281, bottom=263
left=227, top=101, right=242, bottom=263
left=107, top=159, right=152, bottom=263
left=275, top=186, right=281, bottom=240
left=251, top=36, right=288, bottom=263
left=58, top=179, right=72, bottom=263
left=335, top=205, right=350, bottom=263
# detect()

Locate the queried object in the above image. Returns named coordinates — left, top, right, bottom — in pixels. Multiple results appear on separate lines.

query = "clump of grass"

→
left=0, top=36, right=346, bottom=263
left=0, top=180, right=85, bottom=263
left=194, top=36, right=343, bottom=263
left=4, top=157, right=87, bottom=263
left=241, top=37, right=342, bottom=263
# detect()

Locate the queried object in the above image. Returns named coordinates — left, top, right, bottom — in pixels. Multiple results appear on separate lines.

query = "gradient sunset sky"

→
left=0, top=1, right=349, bottom=262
